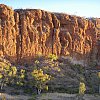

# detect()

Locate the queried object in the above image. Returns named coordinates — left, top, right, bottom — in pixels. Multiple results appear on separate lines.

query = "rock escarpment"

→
left=0, top=4, right=100, bottom=65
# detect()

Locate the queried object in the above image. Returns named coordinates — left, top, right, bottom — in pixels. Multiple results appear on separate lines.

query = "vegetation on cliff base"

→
left=0, top=55, right=100, bottom=97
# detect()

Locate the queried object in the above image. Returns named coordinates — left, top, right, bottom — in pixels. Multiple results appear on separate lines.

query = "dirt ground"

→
left=0, top=93, right=31, bottom=100
left=36, top=93, right=100, bottom=100
left=0, top=93, right=100, bottom=100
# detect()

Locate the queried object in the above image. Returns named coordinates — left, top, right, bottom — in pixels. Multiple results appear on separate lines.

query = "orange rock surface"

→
left=0, top=4, right=100, bottom=64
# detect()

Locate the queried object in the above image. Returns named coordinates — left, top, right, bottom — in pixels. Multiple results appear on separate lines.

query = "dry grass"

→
left=1, top=93, right=100, bottom=100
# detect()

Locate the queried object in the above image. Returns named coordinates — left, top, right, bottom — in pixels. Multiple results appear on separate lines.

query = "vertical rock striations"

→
left=0, top=4, right=17, bottom=62
left=0, top=4, right=100, bottom=65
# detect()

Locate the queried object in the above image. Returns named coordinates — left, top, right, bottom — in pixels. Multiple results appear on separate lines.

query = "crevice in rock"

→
left=1, top=19, right=5, bottom=56
left=15, top=10, right=23, bottom=62
left=51, top=14, right=55, bottom=54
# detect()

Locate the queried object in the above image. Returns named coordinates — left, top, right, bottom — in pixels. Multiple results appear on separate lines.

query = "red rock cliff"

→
left=0, top=4, right=100, bottom=65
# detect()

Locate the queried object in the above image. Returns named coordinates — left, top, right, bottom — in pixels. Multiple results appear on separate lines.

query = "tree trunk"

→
left=0, top=82, right=4, bottom=91
left=37, top=89, right=41, bottom=95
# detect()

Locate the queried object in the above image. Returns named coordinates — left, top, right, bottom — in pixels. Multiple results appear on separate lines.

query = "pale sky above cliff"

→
left=0, top=0, right=99, bottom=18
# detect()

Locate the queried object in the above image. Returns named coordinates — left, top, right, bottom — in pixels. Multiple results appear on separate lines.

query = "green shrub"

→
left=79, top=82, right=86, bottom=94
left=71, top=64, right=85, bottom=74
left=47, top=54, right=58, bottom=61
left=31, top=69, right=51, bottom=94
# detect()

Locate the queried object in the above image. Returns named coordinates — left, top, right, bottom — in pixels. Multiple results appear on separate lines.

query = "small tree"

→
left=78, top=80, right=86, bottom=100
left=0, top=60, right=26, bottom=92
left=0, top=61, right=17, bottom=91
left=79, top=82, right=86, bottom=95
left=31, top=69, right=51, bottom=94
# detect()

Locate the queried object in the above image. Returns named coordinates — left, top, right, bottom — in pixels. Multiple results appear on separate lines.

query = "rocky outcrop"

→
left=0, top=4, right=100, bottom=65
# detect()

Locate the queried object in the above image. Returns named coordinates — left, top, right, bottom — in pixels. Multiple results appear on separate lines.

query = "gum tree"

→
left=31, top=68, right=51, bottom=94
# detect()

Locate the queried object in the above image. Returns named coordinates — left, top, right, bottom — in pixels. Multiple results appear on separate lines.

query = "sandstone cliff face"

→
left=0, top=4, right=100, bottom=65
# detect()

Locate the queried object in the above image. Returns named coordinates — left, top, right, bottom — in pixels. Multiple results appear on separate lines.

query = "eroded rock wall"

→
left=0, top=4, right=100, bottom=65
left=0, top=5, right=17, bottom=62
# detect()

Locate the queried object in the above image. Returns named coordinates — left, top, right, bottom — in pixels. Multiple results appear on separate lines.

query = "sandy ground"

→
left=0, top=93, right=100, bottom=100
left=0, top=93, right=31, bottom=100
left=36, top=93, right=100, bottom=100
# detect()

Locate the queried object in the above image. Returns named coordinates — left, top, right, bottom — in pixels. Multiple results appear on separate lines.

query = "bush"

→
left=79, top=82, right=86, bottom=94
left=47, top=54, right=58, bottom=61
left=71, top=64, right=85, bottom=74
left=31, top=69, right=51, bottom=94
left=0, top=61, right=17, bottom=90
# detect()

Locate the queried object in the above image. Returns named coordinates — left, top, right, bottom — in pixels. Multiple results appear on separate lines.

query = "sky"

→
left=0, top=0, right=100, bottom=18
